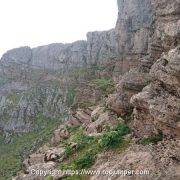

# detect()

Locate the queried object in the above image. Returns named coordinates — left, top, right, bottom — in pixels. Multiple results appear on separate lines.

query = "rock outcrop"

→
left=107, top=0, right=180, bottom=135
left=132, top=46, right=180, bottom=138
left=90, top=139, right=180, bottom=180
left=1, top=0, right=180, bottom=179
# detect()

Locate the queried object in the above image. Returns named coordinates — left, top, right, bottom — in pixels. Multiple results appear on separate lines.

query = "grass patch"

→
left=74, top=149, right=96, bottom=169
left=45, top=176, right=54, bottom=180
left=66, top=87, right=76, bottom=107
left=65, top=146, right=74, bottom=157
left=90, top=77, right=115, bottom=96
left=72, top=133, right=95, bottom=151
left=59, top=123, right=131, bottom=171
left=139, top=133, right=163, bottom=145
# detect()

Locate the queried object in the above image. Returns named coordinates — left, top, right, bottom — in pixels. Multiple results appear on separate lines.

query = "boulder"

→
left=86, top=106, right=118, bottom=134
left=50, top=126, right=70, bottom=145
left=45, top=147, right=65, bottom=162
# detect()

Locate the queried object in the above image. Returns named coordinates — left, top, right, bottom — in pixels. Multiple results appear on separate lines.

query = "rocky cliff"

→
left=0, top=0, right=180, bottom=180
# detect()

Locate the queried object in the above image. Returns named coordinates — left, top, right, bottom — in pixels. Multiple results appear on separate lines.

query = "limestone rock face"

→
left=107, top=0, right=180, bottom=124
left=132, top=46, right=180, bottom=138
left=0, top=41, right=87, bottom=72
left=0, top=84, right=66, bottom=133
left=31, top=41, right=88, bottom=70
left=1, top=47, right=32, bottom=64
left=86, top=30, right=119, bottom=64
left=116, top=0, right=153, bottom=55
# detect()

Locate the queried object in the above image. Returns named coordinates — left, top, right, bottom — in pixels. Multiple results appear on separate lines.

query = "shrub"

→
left=98, top=124, right=131, bottom=150
left=65, top=146, right=74, bottom=157
left=113, top=124, right=131, bottom=136
left=74, top=150, right=96, bottom=169
left=99, top=131, right=123, bottom=149
left=139, top=133, right=163, bottom=145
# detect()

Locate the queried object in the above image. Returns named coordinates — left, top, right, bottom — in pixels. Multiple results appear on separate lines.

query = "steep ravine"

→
left=0, top=0, right=179, bottom=180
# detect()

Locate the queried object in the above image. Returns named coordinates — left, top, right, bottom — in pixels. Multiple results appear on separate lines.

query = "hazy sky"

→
left=0, top=0, right=117, bottom=57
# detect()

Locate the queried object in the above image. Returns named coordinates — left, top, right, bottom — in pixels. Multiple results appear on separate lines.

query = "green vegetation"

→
left=64, top=175, right=87, bottom=180
left=139, top=132, right=163, bottom=145
left=65, top=146, right=74, bottom=157
left=66, top=125, right=80, bottom=133
left=45, top=176, right=54, bottom=180
left=113, top=124, right=131, bottom=136
left=90, top=77, right=115, bottom=96
left=66, top=87, right=76, bottom=107
left=0, top=114, right=62, bottom=180
left=99, top=131, right=123, bottom=149
left=59, top=123, right=131, bottom=172
left=99, top=124, right=131, bottom=149
left=72, top=132, right=95, bottom=151
left=70, top=68, right=87, bottom=81
left=74, top=149, right=96, bottom=169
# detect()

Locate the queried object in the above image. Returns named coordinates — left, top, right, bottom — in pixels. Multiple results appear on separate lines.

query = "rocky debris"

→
left=132, top=46, right=180, bottom=138
left=65, top=116, right=82, bottom=128
left=75, top=84, right=102, bottom=106
left=50, top=125, right=70, bottom=146
left=44, top=147, right=65, bottom=162
left=23, top=146, right=65, bottom=169
left=90, top=140, right=180, bottom=180
left=86, top=106, right=119, bottom=134
left=65, top=107, right=95, bottom=128
left=70, top=108, right=93, bottom=126
left=91, top=106, right=105, bottom=121
left=27, top=161, right=56, bottom=175
left=18, top=146, right=66, bottom=180
left=28, top=154, right=45, bottom=166
left=74, top=110, right=92, bottom=125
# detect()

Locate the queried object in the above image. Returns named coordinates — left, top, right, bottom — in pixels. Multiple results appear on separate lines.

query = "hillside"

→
left=0, top=0, right=179, bottom=180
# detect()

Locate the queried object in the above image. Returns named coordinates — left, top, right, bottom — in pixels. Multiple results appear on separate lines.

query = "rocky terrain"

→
left=0, top=0, right=179, bottom=180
